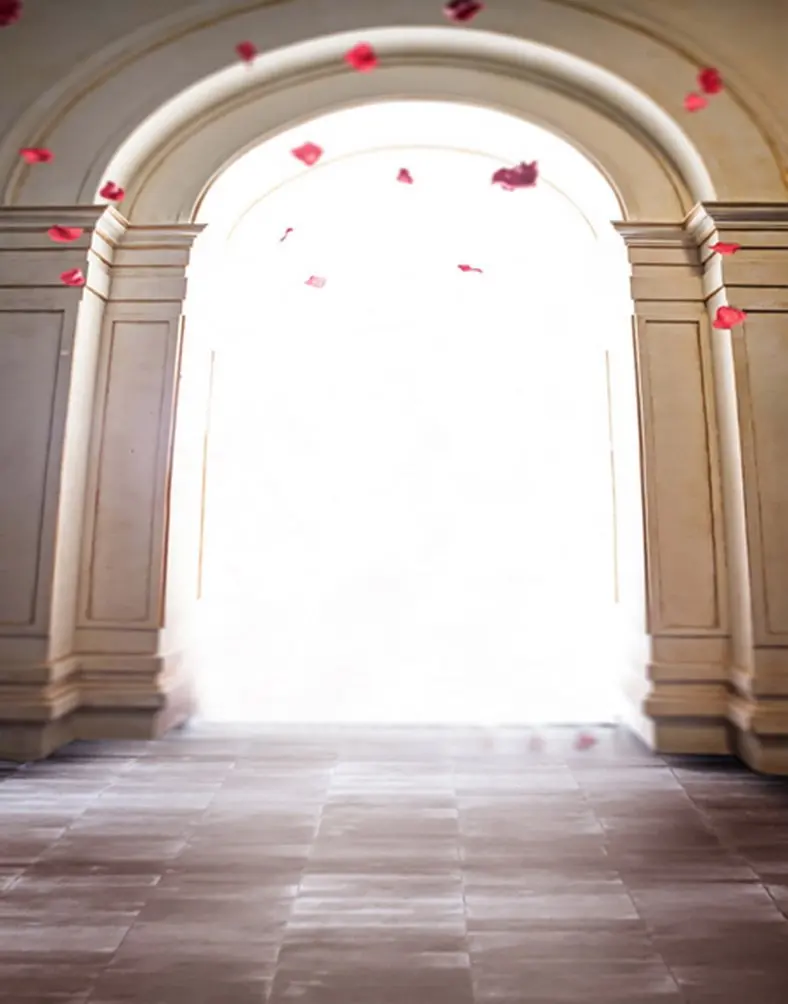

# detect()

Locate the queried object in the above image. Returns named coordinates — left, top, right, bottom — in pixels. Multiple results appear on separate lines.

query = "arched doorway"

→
left=5, top=8, right=780, bottom=764
left=183, top=101, right=639, bottom=724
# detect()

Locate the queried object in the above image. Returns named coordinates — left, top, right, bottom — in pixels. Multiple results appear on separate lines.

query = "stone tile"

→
left=3, top=725, right=788, bottom=1004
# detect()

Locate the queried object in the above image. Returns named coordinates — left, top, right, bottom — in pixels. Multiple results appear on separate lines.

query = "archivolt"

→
left=1, top=2, right=782, bottom=219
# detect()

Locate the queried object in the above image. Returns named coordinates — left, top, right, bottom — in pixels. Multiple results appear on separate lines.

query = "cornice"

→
left=612, top=221, right=694, bottom=249
left=0, top=205, right=108, bottom=232
left=684, top=201, right=788, bottom=247
left=120, top=222, right=206, bottom=249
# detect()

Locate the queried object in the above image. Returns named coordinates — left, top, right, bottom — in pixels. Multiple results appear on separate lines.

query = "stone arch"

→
left=3, top=2, right=786, bottom=767
left=2, top=2, right=785, bottom=215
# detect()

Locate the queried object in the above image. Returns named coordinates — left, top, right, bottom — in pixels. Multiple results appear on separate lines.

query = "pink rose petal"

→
left=574, top=731, right=597, bottom=751
left=0, top=0, right=21, bottom=26
left=709, top=241, right=741, bottom=255
left=344, top=42, right=378, bottom=72
left=292, top=143, right=323, bottom=166
left=698, top=67, right=724, bottom=95
left=99, top=181, right=125, bottom=202
left=305, top=275, right=326, bottom=288
left=444, top=0, right=484, bottom=22
left=397, top=168, right=414, bottom=184
left=235, top=41, right=257, bottom=63
left=48, top=226, right=83, bottom=244
left=491, top=161, right=538, bottom=189
left=60, top=268, right=86, bottom=287
left=20, top=147, right=53, bottom=164
left=458, top=264, right=483, bottom=273
left=683, top=92, right=708, bottom=113
left=713, top=305, right=747, bottom=329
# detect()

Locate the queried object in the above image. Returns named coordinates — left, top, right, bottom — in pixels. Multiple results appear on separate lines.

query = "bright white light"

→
left=191, top=103, right=633, bottom=724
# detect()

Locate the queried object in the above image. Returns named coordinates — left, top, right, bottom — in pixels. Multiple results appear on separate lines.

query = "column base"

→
left=0, top=657, right=81, bottom=760
left=728, top=694, right=788, bottom=774
left=643, top=670, right=733, bottom=755
left=0, top=650, right=196, bottom=761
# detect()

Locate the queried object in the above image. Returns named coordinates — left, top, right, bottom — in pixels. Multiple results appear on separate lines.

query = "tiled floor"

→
left=2, top=725, right=788, bottom=1003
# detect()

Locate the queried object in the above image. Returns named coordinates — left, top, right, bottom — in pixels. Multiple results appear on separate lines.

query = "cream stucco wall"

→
left=0, top=0, right=787, bottom=767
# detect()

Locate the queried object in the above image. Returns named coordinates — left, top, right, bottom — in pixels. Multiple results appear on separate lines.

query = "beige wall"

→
left=0, top=0, right=787, bottom=766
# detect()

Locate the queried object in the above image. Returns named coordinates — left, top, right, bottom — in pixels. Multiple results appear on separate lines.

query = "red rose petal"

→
left=280, top=227, right=294, bottom=242
left=60, top=268, right=86, bottom=288
left=491, top=161, right=538, bottom=189
left=712, top=305, right=747, bottom=330
left=0, top=0, right=22, bottom=26
left=698, top=67, right=724, bottom=95
left=48, top=226, right=83, bottom=244
left=292, top=143, right=323, bottom=166
left=235, top=40, right=257, bottom=63
left=397, top=168, right=414, bottom=184
left=20, top=147, right=53, bottom=164
left=709, top=241, right=741, bottom=255
left=683, top=92, right=708, bottom=113
left=305, top=275, right=326, bottom=288
left=458, top=264, right=483, bottom=273
left=344, top=42, right=378, bottom=72
left=574, top=731, right=597, bottom=751
left=99, top=181, right=125, bottom=202
left=444, top=0, right=484, bottom=22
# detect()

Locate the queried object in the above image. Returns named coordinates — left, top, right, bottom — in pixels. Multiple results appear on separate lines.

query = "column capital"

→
left=684, top=201, right=788, bottom=248
left=612, top=221, right=695, bottom=250
left=119, top=220, right=206, bottom=250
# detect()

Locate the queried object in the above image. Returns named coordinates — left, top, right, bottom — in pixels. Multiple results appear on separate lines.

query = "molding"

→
left=685, top=201, right=788, bottom=245
left=121, top=222, right=206, bottom=250
left=612, top=221, right=695, bottom=249
left=0, top=205, right=108, bottom=231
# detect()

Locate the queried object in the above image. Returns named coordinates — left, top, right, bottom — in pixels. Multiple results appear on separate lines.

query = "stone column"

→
left=0, top=206, right=119, bottom=758
left=614, top=223, right=730, bottom=754
left=74, top=220, right=205, bottom=742
left=687, top=203, right=788, bottom=772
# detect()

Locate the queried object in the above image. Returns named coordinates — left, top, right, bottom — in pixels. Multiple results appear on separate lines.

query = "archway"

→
left=6, top=10, right=783, bottom=764
left=183, top=100, right=636, bottom=724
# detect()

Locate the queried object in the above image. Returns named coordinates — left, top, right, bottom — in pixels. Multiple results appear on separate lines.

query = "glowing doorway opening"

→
left=188, top=102, right=636, bottom=725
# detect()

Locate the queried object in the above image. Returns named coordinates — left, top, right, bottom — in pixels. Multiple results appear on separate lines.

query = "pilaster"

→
left=686, top=202, right=788, bottom=772
left=614, top=222, right=730, bottom=755
left=0, top=206, right=120, bottom=757
left=74, top=219, right=205, bottom=742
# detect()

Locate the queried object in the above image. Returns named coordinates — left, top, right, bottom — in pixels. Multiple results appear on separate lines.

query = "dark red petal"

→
left=48, top=226, right=83, bottom=244
left=574, top=731, right=597, bottom=751
left=683, top=92, right=708, bottom=113
left=492, top=161, right=538, bottom=188
left=444, top=0, right=484, bottom=22
left=344, top=42, right=378, bottom=72
left=99, top=181, right=125, bottom=202
left=458, top=264, right=483, bottom=273
left=0, top=0, right=21, bottom=27
left=60, top=268, right=86, bottom=287
left=305, top=275, right=326, bottom=288
left=19, top=147, right=53, bottom=164
left=712, top=305, right=747, bottom=329
left=698, top=67, right=724, bottom=95
left=709, top=241, right=741, bottom=255
left=397, top=168, right=414, bottom=184
left=292, top=143, right=323, bottom=166
left=235, top=40, right=257, bottom=63
left=280, top=227, right=294, bottom=242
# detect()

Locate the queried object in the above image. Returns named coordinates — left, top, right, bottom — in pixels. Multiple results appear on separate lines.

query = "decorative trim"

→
left=685, top=201, right=788, bottom=244
left=612, top=221, right=695, bottom=249
left=0, top=205, right=107, bottom=235
left=121, top=222, right=206, bottom=250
